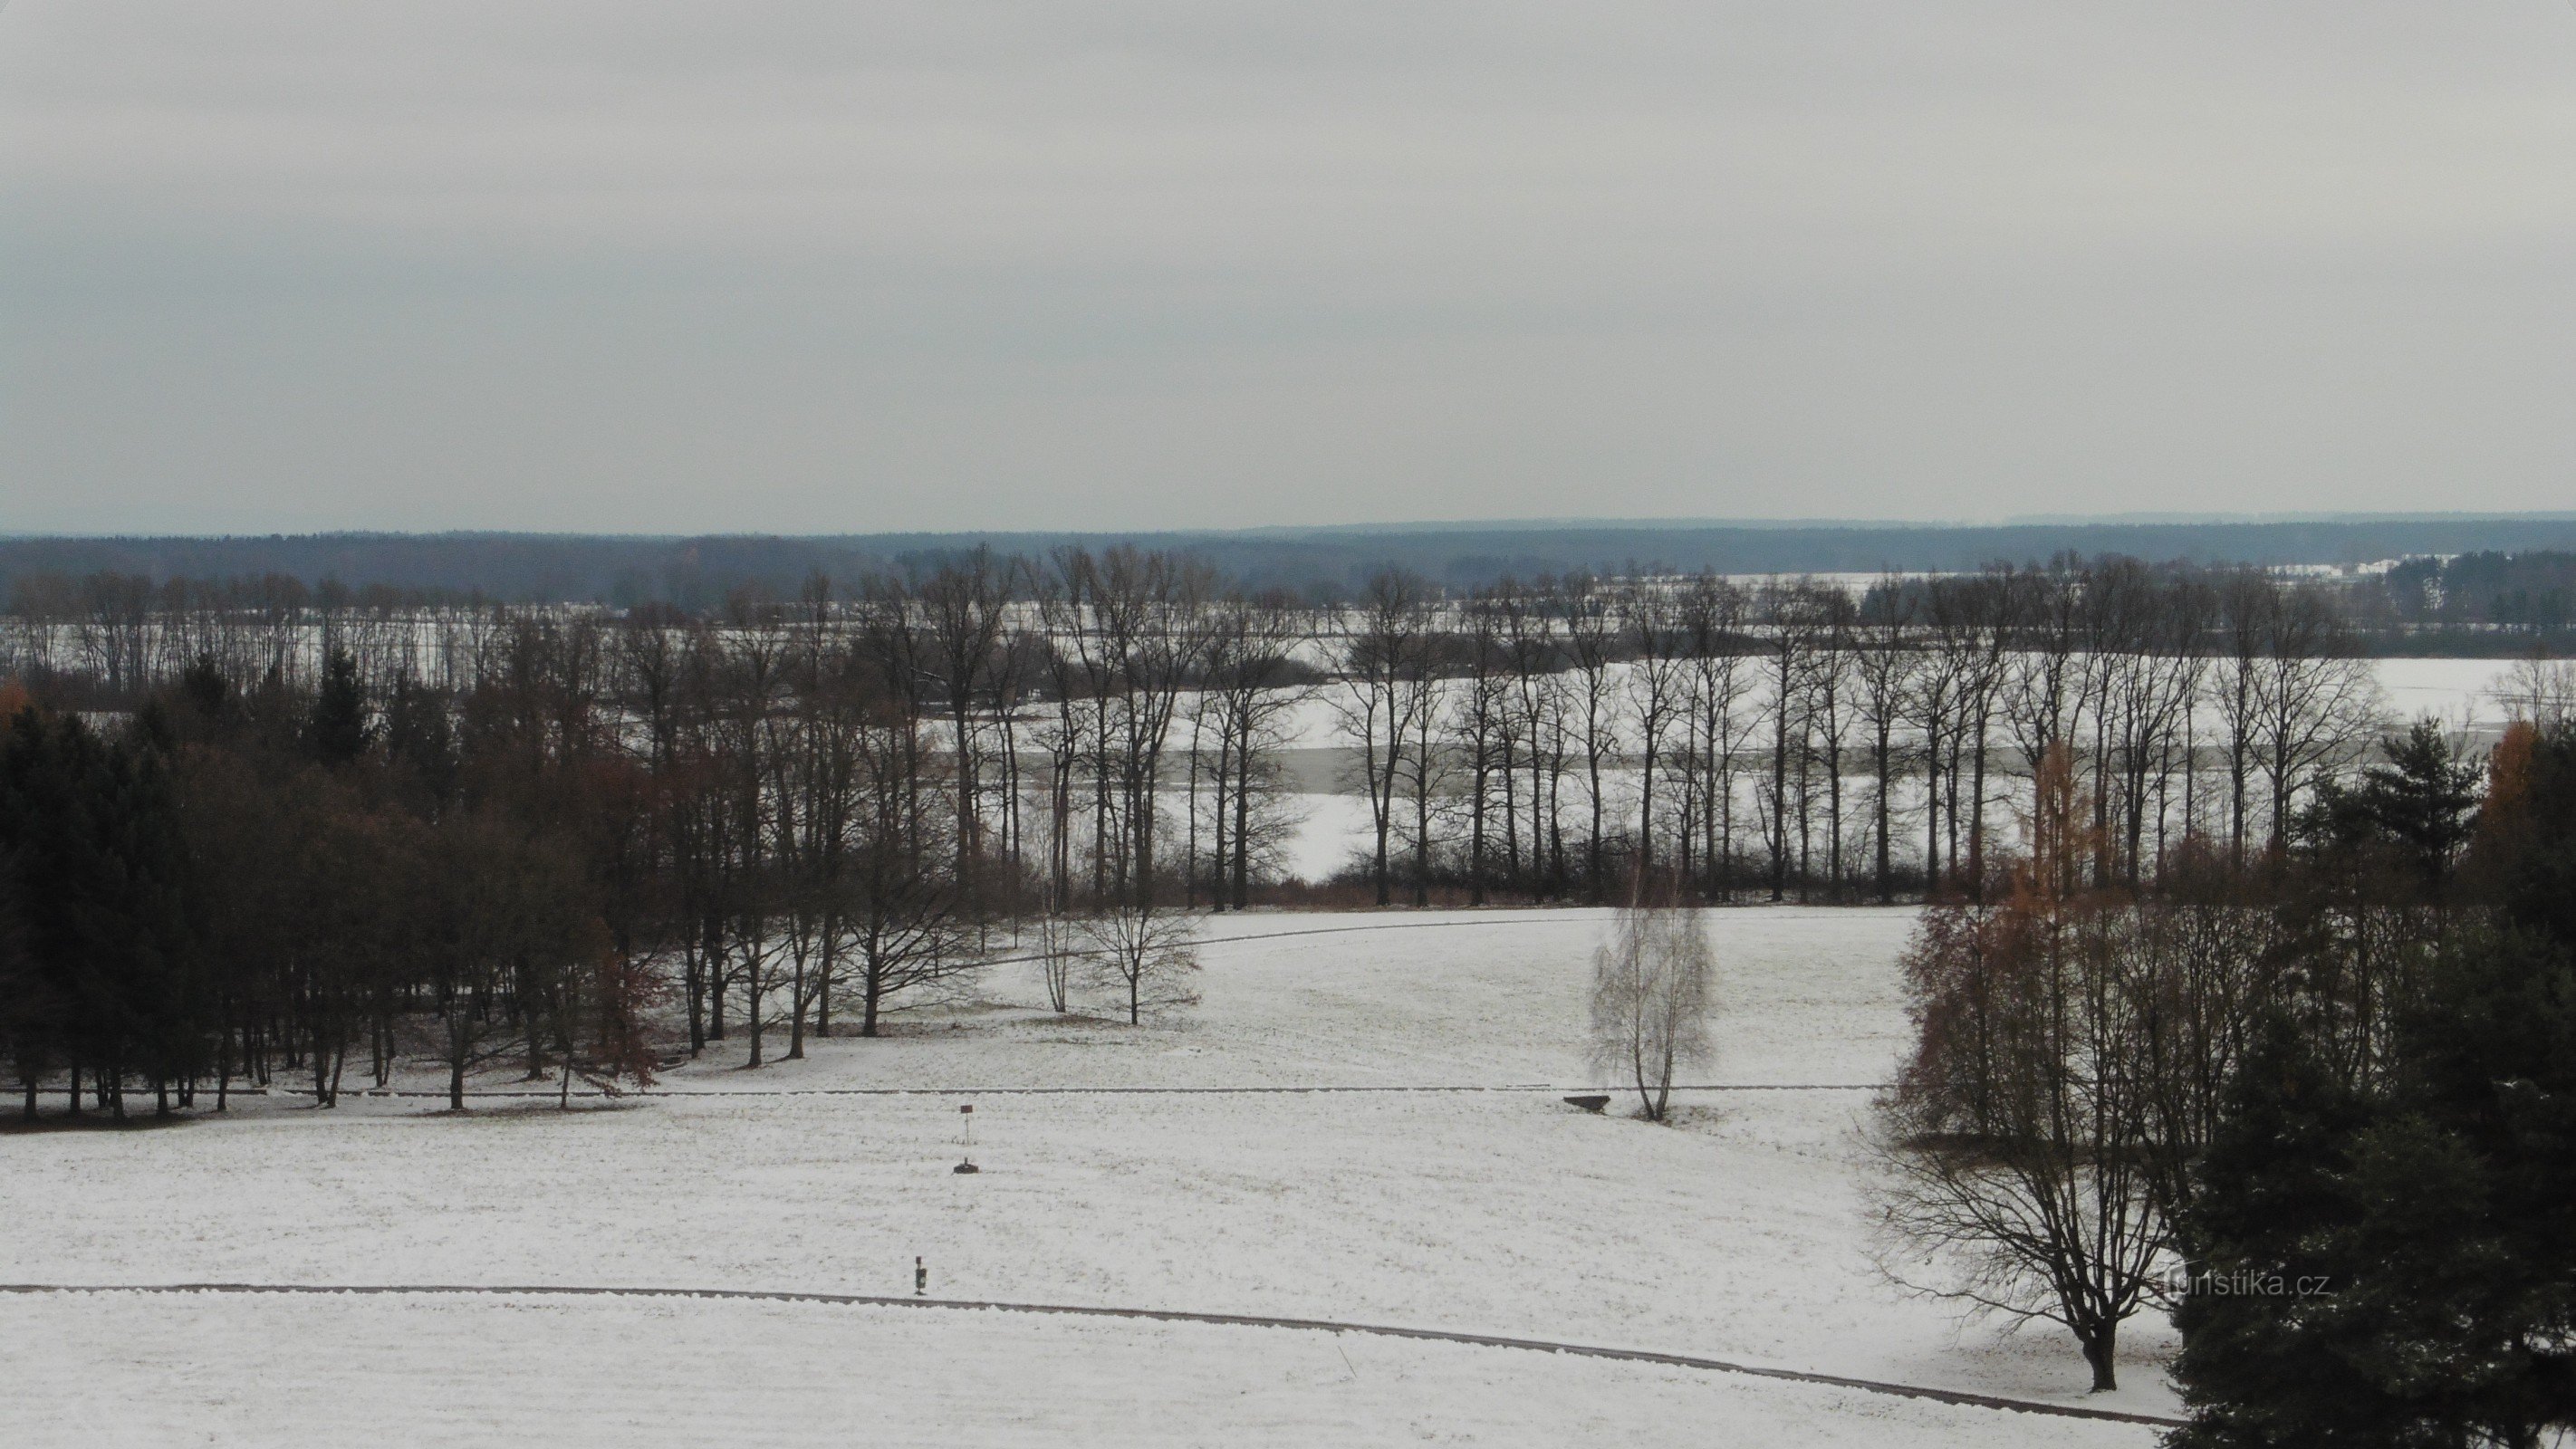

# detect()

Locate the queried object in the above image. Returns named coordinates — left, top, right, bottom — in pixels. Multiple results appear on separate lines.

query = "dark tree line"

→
left=2366, top=550, right=2576, bottom=644
left=0, top=546, right=1310, bottom=1118
left=10, top=523, right=2576, bottom=617
left=0, top=637, right=654, bottom=1118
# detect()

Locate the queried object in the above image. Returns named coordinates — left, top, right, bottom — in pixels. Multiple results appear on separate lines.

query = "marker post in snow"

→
left=953, top=1103, right=980, bottom=1175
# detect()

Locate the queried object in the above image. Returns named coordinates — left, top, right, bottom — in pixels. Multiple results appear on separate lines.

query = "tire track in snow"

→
left=19, top=1079, right=1880, bottom=1103
left=0, top=1281, right=2177, bottom=1427
left=147, top=1081, right=1882, bottom=1099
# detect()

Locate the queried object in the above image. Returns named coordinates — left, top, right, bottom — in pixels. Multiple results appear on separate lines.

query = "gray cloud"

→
left=4, top=2, right=2572, bottom=533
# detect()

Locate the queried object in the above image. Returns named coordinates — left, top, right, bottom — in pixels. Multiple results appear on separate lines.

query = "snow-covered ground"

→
left=2374, top=655, right=2522, bottom=731
left=0, top=907, right=2176, bottom=1444
left=5, top=1291, right=2151, bottom=1448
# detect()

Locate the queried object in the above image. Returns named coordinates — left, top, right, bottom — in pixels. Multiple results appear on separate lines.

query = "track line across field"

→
left=363, top=1081, right=1881, bottom=1099
left=0, top=1281, right=2177, bottom=1427
left=18, top=1081, right=1883, bottom=1101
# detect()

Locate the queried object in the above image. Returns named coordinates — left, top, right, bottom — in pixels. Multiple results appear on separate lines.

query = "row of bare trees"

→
left=1331, top=558, right=2387, bottom=907
left=4, top=552, right=2396, bottom=934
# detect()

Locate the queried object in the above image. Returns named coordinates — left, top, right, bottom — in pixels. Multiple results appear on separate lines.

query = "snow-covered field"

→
left=3, top=1291, right=2151, bottom=1448
left=0, top=907, right=2176, bottom=1445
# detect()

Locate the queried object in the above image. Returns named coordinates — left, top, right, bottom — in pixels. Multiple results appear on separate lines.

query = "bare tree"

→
left=1452, top=588, right=1517, bottom=904
left=1588, top=878, right=1714, bottom=1122
left=1081, top=903, right=1203, bottom=1025
left=2492, top=651, right=2576, bottom=731
left=1337, top=570, right=1437, bottom=906
left=1623, top=580, right=1689, bottom=880
left=1870, top=750, right=2165, bottom=1393
left=1498, top=578, right=1572, bottom=897
left=1195, top=591, right=1312, bottom=910
left=1809, top=590, right=1857, bottom=899
left=1677, top=573, right=1754, bottom=900
left=1852, top=580, right=1918, bottom=902
left=2249, top=587, right=2382, bottom=853
left=1028, top=561, right=1094, bottom=912
left=1756, top=580, right=1824, bottom=901
left=919, top=549, right=1010, bottom=898
left=2208, top=571, right=2274, bottom=868
left=1033, top=910, right=1083, bottom=1014
left=1560, top=574, right=1621, bottom=900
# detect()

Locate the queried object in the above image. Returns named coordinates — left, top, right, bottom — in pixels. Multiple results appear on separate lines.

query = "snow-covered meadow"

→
left=1, top=907, right=2177, bottom=1444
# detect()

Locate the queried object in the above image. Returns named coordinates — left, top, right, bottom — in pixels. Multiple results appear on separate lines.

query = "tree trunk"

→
left=1232, top=769, right=1252, bottom=910
left=786, top=949, right=808, bottom=1060
left=685, top=943, right=706, bottom=1054
left=2080, top=1322, right=2119, bottom=1393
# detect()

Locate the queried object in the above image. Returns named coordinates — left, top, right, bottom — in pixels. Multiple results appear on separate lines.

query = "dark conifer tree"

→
left=2175, top=726, right=2576, bottom=1447
left=2170, top=1016, right=2385, bottom=1447
left=381, top=668, right=458, bottom=807
left=306, top=648, right=373, bottom=766
left=2353, top=720, right=2485, bottom=901
left=0, top=844, right=48, bottom=1119
left=0, top=711, right=200, bottom=1118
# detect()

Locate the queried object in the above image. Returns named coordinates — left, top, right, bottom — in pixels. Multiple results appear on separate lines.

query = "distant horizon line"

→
left=8, top=510, right=2576, bottom=544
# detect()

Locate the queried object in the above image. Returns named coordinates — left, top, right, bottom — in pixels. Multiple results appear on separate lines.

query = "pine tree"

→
left=2170, top=1016, right=2386, bottom=1446
left=306, top=648, right=372, bottom=767
left=2354, top=721, right=2484, bottom=901
left=0, top=711, right=206, bottom=1120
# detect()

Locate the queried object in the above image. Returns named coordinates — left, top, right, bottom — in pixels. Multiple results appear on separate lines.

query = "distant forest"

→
left=2, top=516, right=2574, bottom=636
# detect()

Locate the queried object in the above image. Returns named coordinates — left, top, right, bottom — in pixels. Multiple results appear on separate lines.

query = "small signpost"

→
left=953, top=1103, right=980, bottom=1174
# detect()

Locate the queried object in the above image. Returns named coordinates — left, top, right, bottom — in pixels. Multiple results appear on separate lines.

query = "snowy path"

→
left=0, top=1281, right=2179, bottom=1427
left=0, top=1290, right=2160, bottom=1449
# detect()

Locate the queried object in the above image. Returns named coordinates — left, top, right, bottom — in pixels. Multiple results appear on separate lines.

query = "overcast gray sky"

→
left=3, top=2, right=2571, bottom=534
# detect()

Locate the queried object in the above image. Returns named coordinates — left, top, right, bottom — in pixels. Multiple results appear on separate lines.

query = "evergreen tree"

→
left=306, top=648, right=372, bottom=766
left=2170, top=1016, right=2387, bottom=1446
left=380, top=668, right=457, bottom=806
left=0, top=846, right=50, bottom=1119
left=178, top=653, right=229, bottom=724
left=2175, top=726, right=2576, bottom=1446
left=0, top=708, right=98, bottom=1110
left=2354, top=721, right=2485, bottom=901
left=0, top=710, right=204, bottom=1120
